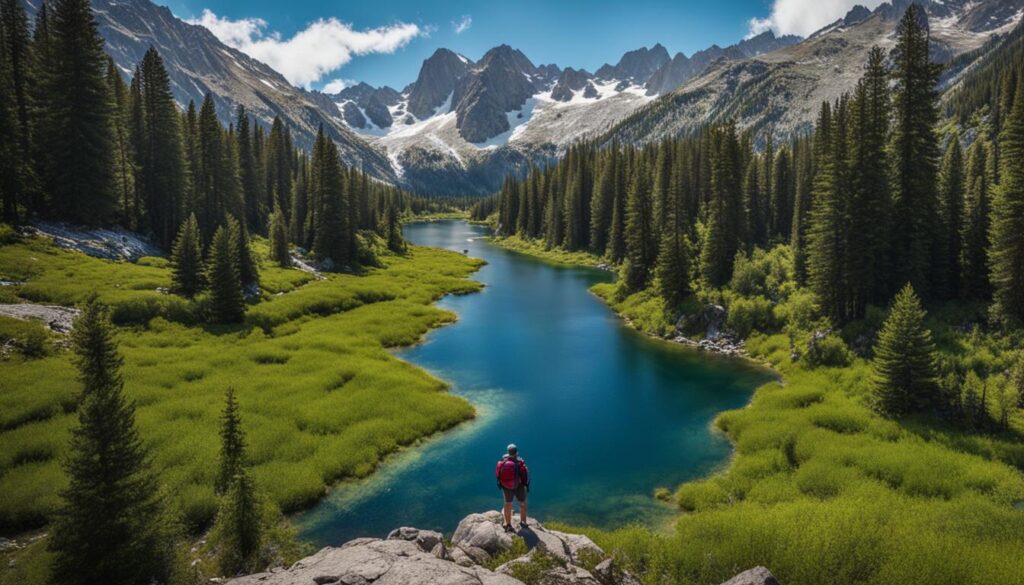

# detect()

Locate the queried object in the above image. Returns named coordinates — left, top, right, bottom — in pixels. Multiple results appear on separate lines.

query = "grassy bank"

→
left=0, top=234, right=484, bottom=534
left=494, top=237, right=1024, bottom=584
left=487, top=234, right=605, bottom=267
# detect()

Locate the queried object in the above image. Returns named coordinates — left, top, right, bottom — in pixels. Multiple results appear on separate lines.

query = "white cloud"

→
left=452, top=15, right=472, bottom=34
left=746, top=0, right=886, bottom=38
left=322, top=79, right=351, bottom=94
left=187, top=9, right=424, bottom=87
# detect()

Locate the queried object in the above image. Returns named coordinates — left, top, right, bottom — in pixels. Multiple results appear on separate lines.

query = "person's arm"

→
left=520, top=460, right=529, bottom=488
left=495, top=461, right=502, bottom=489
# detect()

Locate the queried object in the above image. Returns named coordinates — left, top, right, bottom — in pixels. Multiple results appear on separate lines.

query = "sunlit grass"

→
left=0, top=236, right=484, bottom=533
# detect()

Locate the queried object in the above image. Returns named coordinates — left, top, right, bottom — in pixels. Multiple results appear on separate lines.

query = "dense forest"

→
left=0, top=0, right=462, bottom=276
left=477, top=7, right=1024, bottom=330
left=473, top=6, right=1024, bottom=427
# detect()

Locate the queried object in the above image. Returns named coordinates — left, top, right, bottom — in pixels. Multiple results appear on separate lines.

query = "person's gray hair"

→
left=507, top=443, right=517, bottom=455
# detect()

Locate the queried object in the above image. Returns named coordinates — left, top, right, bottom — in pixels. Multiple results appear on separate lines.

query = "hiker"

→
left=496, top=443, right=529, bottom=532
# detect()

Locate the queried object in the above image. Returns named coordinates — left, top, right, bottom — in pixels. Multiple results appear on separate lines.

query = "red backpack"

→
left=496, top=456, right=524, bottom=490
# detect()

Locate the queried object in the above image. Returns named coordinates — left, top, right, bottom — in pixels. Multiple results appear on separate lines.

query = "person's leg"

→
left=503, top=489, right=513, bottom=526
left=518, top=486, right=528, bottom=524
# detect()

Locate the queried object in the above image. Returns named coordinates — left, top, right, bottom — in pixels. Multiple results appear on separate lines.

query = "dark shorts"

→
left=502, top=485, right=527, bottom=503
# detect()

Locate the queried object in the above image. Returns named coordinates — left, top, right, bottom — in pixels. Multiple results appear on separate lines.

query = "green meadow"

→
left=577, top=252, right=1024, bottom=585
left=0, top=234, right=484, bottom=533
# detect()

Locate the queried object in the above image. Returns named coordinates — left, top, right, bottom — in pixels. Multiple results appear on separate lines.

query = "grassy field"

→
left=499, top=237, right=1024, bottom=584
left=0, top=233, right=484, bottom=534
left=487, top=234, right=606, bottom=267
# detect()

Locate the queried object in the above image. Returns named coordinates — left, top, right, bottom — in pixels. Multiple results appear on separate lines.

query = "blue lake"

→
left=297, top=220, right=772, bottom=545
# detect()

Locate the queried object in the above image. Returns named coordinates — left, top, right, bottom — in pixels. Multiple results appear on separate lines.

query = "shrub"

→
left=806, top=334, right=853, bottom=368
left=727, top=295, right=778, bottom=338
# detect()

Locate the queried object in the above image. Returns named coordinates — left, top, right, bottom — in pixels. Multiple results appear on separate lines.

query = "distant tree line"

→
left=475, top=4, right=1024, bottom=331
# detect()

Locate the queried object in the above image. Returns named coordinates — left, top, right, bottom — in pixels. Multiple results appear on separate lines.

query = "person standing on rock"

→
left=496, top=443, right=529, bottom=532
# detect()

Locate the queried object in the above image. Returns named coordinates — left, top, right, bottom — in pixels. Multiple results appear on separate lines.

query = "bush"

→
left=806, top=334, right=852, bottom=368
left=729, top=245, right=794, bottom=300
left=726, top=295, right=778, bottom=338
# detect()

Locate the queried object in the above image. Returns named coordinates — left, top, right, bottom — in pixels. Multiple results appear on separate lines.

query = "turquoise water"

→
left=296, top=220, right=772, bottom=545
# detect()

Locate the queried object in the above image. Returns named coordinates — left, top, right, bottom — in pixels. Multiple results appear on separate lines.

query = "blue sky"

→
left=165, top=0, right=875, bottom=91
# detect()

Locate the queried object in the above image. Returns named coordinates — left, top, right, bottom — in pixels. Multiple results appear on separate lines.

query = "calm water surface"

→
left=297, top=220, right=771, bottom=545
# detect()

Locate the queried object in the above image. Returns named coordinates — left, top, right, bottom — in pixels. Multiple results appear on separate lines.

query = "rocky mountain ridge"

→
left=20, top=0, right=397, bottom=180
left=604, top=0, right=1024, bottom=148
left=225, top=511, right=779, bottom=585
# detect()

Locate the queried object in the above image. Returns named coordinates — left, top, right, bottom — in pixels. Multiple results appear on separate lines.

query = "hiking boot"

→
left=519, top=520, right=529, bottom=528
left=504, top=524, right=514, bottom=533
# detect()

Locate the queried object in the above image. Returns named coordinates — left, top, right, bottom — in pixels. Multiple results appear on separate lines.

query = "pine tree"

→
left=211, top=469, right=263, bottom=575
left=808, top=97, right=851, bottom=323
left=656, top=227, right=690, bottom=310
left=847, top=46, right=891, bottom=313
left=961, top=140, right=991, bottom=300
left=310, top=128, right=350, bottom=268
left=49, top=298, right=173, bottom=585
left=268, top=205, right=290, bottom=267
left=384, top=203, right=405, bottom=253
left=228, top=215, right=259, bottom=289
left=170, top=213, right=204, bottom=298
left=106, top=58, right=136, bottom=229
left=990, top=75, right=1024, bottom=326
left=791, top=136, right=815, bottom=286
left=623, top=164, right=656, bottom=291
left=41, top=0, right=117, bottom=224
left=216, top=387, right=245, bottom=494
left=872, top=284, right=939, bottom=416
left=589, top=152, right=614, bottom=255
left=889, top=4, right=942, bottom=298
left=700, top=122, right=744, bottom=288
left=937, top=135, right=965, bottom=300
left=236, top=106, right=261, bottom=230
left=1, top=0, right=36, bottom=219
left=207, top=224, right=245, bottom=323
left=134, top=47, right=186, bottom=248
left=771, top=146, right=793, bottom=242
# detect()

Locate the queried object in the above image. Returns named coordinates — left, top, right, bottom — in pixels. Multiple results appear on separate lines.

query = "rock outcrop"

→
left=228, top=512, right=777, bottom=585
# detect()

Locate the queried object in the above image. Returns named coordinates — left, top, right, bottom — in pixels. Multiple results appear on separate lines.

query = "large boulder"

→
left=451, top=511, right=516, bottom=558
left=719, top=566, right=780, bottom=585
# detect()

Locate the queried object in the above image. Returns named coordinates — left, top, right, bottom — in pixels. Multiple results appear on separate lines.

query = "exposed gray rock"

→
left=718, top=566, right=779, bottom=585
left=407, top=48, right=472, bottom=120
left=0, top=303, right=80, bottom=334
left=225, top=514, right=768, bottom=585
left=29, top=221, right=164, bottom=261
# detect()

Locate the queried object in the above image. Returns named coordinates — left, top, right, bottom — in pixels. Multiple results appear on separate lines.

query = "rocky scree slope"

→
left=227, top=511, right=779, bottom=585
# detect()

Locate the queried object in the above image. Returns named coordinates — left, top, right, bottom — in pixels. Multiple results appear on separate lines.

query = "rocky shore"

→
left=226, top=511, right=777, bottom=585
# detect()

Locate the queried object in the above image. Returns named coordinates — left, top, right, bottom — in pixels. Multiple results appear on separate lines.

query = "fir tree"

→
left=937, top=135, right=965, bottom=300
left=134, top=47, right=186, bottom=248
left=700, top=122, right=744, bottom=288
left=311, top=128, right=349, bottom=268
left=207, top=224, right=245, bottom=323
left=106, top=58, right=136, bottom=229
left=1, top=0, right=36, bottom=219
left=872, top=284, right=939, bottom=416
left=41, top=0, right=116, bottom=224
left=228, top=214, right=259, bottom=288
left=384, top=203, right=405, bottom=253
left=212, top=470, right=264, bottom=575
left=236, top=106, right=261, bottom=229
left=623, top=164, right=656, bottom=291
left=961, top=140, right=991, bottom=300
left=170, top=213, right=204, bottom=298
left=889, top=4, right=942, bottom=298
left=268, top=205, right=290, bottom=267
left=49, top=298, right=173, bottom=585
left=990, top=75, right=1024, bottom=326
left=589, top=152, right=614, bottom=255
left=216, top=387, right=245, bottom=494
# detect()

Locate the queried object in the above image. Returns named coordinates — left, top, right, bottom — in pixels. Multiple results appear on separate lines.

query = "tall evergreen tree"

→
left=961, top=139, right=991, bottom=300
left=40, top=0, right=116, bottom=224
left=268, top=205, right=290, bottom=267
left=228, top=214, right=259, bottom=288
left=216, top=387, right=245, bottom=494
left=49, top=298, right=173, bottom=585
left=623, top=164, right=656, bottom=291
left=938, top=135, right=965, bottom=300
left=207, top=224, right=245, bottom=323
left=990, top=75, right=1024, bottom=326
left=872, top=284, right=939, bottom=416
left=700, top=122, right=744, bottom=288
left=236, top=106, right=261, bottom=230
left=134, top=48, right=186, bottom=247
left=170, top=213, right=204, bottom=298
left=106, top=58, right=136, bottom=229
left=1, top=0, right=36, bottom=218
left=311, top=128, right=350, bottom=267
left=889, top=4, right=942, bottom=298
